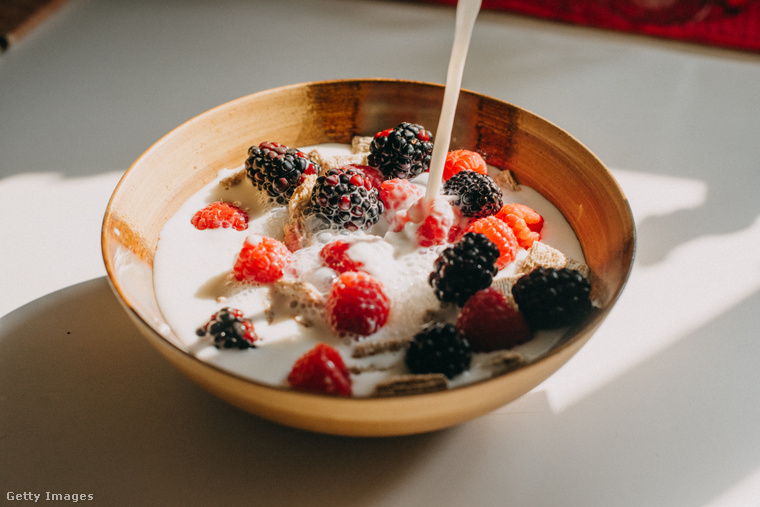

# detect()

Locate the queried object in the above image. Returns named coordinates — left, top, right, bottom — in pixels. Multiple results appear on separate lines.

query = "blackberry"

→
left=245, top=142, right=320, bottom=204
left=196, top=307, right=258, bottom=349
left=428, top=232, right=499, bottom=306
left=405, top=322, right=471, bottom=379
left=511, top=267, right=592, bottom=329
left=368, top=122, right=434, bottom=180
left=306, top=166, right=384, bottom=231
left=442, top=170, right=503, bottom=218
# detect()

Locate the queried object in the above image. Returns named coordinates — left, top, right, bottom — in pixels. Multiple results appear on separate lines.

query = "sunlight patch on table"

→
left=543, top=168, right=760, bottom=412
left=705, top=465, right=760, bottom=507
left=0, top=171, right=124, bottom=316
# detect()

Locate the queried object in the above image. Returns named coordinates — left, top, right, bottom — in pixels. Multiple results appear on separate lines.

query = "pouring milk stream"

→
left=424, top=0, right=482, bottom=206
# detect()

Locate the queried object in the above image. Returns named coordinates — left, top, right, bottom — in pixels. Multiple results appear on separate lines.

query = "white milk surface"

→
left=153, top=144, right=585, bottom=397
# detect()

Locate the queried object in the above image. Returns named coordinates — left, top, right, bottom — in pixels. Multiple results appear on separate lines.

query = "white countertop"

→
left=2, top=0, right=760, bottom=505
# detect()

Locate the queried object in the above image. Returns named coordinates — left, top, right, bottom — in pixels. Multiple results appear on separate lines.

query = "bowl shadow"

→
left=0, top=278, right=446, bottom=506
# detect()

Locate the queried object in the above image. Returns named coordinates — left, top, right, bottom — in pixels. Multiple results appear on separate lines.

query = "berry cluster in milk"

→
left=153, top=123, right=594, bottom=397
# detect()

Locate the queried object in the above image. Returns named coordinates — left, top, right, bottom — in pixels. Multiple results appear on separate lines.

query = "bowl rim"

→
left=101, top=77, right=636, bottom=406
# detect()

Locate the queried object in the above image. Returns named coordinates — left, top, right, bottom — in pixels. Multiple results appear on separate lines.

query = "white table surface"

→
left=2, top=0, right=760, bottom=505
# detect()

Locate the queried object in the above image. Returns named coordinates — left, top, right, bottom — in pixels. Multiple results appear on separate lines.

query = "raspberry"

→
left=325, top=271, right=390, bottom=336
left=443, top=149, right=488, bottom=181
left=319, top=240, right=364, bottom=273
left=456, top=288, right=531, bottom=352
left=446, top=222, right=468, bottom=243
left=379, top=178, right=423, bottom=232
left=368, top=123, right=434, bottom=180
left=287, top=343, right=352, bottom=396
left=428, top=232, right=499, bottom=306
left=405, top=322, right=471, bottom=379
left=442, top=170, right=503, bottom=219
left=511, top=267, right=592, bottom=329
left=502, top=203, right=545, bottom=233
left=233, top=234, right=294, bottom=284
left=465, top=216, right=518, bottom=269
left=245, top=141, right=320, bottom=203
left=196, top=307, right=258, bottom=349
left=379, top=178, right=423, bottom=215
left=191, top=201, right=248, bottom=231
left=412, top=197, right=456, bottom=247
left=496, top=203, right=543, bottom=249
left=307, top=166, right=384, bottom=231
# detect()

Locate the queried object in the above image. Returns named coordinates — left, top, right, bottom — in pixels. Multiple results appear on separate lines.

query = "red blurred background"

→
left=417, top=0, right=760, bottom=52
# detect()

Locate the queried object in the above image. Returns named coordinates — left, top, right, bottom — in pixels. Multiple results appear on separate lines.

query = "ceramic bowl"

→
left=102, top=79, right=635, bottom=437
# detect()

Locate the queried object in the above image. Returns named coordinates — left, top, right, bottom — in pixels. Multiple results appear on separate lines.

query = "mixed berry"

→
left=443, top=149, right=488, bottom=181
left=496, top=203, right=544, bottom=249
left=325, top=271, right=390, bottom=336
left=511, top=267, right=592, bottom=329
left=368, top=122, right=434, bottom=180
left=233, top=234, right=294, bottom=284
left=307, top=166, right=384, bottom=231
left=319, top=240, right=364, bottom=274
left=465, top=216, right=518, bottom=270
left=456, top=288, right=531, bottom=352
left=414, top=196, right=457, bottom=247
left=191, top=201, right=249, bottom=231
left=185, top=128, right=594, bottom=397
left=442, top=170, right=503, bottom=219
left=287, top=343, right=352, bottom=396
left=196, top=307, right=258, bottom=349
left=245, top=142, right=319, bottom=203
left=379, top=177, right=423, bottom=232
left=405, top=322, right=471, bottom=379
left=429, top=232, right=500, bottom=306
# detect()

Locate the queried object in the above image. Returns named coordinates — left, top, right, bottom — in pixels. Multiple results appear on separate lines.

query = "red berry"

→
left=414, top=197, right=457, bottom=247
left=325, top=271, right=390, bottom=336
left=456, top=288, right=531, bottom=352
left=347, top=164, right=384, bottom=190
left=380, top=178, right=423, bottom=212
left=495, top=203, right=543, bottom=249
left=447, top=223, right=466, bottom=243
left=465, top=216, right=518, bottom=269
left=287, top=343, right=352, bottom=396
left=233, top=234, right=294, bottom=283
left=191, top=201, right=248, bottom=231
left=319, top=240, right=364, bottom=273
left=379, top=178, right=424, bottom=232
left=447, top=215, right=476, bottom=243
left=443, top=149, right=488, bottom=181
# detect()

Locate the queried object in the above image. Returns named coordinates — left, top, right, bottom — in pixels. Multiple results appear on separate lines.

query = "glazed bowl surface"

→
left=102, top=79, right=635, bottom=437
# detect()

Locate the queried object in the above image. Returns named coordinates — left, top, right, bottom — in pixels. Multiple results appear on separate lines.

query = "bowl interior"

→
left=102, top=79, right=635, bottom=436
